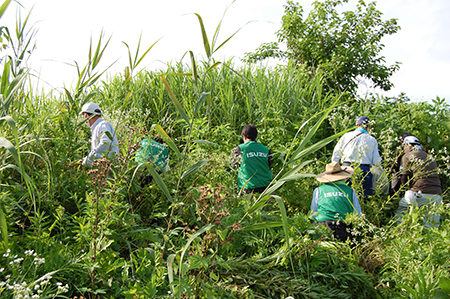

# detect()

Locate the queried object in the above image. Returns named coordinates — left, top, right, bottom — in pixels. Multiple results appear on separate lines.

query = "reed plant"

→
left=1, top=2, right=450, bottom=298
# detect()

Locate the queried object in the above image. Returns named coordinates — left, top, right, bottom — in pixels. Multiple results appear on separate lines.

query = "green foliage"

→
left=245, top=0, right=401, bottom=93
left=1, top=2, right=450, bottom=299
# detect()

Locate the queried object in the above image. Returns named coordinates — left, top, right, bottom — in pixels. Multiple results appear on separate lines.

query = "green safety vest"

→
left=238, top=141, right=272, bottom=190
left=135, top=139, right=169, bottom=173
left=316, top=182, right=355, bottom=222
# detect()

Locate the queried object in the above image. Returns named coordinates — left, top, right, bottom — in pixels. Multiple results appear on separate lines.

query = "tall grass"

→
left=2, top=3, right=450, bottom=299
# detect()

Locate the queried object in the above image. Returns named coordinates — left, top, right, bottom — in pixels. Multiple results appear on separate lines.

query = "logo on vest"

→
left=323, top=192, right=346, bottom=198
left=246, top=152, right=267, bottom=158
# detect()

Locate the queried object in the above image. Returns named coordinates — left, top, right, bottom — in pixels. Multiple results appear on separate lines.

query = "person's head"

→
left=241, top=124, right=258, bottom=141
left=400, top=132, right=413, bottom=143
left=80, top=102, right=102, bottom=126
left=356, top=116, right=371, bottom=128
left=403, top=136, right=420, bottom=147
left=316, top=162, right=354, bottom=183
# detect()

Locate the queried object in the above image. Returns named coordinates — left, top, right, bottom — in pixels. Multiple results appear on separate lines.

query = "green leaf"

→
left=160, top=75, right=191, bottom=126
left=167, top=254, right=176, bottom=294
left=193, top=92, right=210, bottom=116
left=275, top=195, right=290, bottom=251
left=247, top=195, right=273, bottom=213
left=153, top=124, right=181, bottom=157
left=193, top=139, right=218, bottom=146
left=0, top=0, right=12, bottom=18
left=205, top=62, right=222, bottom=73
left=441, top=277, right=450, bottom=294
left=242, top=221, right=283, bottom=231
left=0, top=115, right=17, bottom=139
left=179, top=224, right=214, bottom=279
left=0, top=136, right=18, bottom=164
left=0, top=200, right=8, bottom=244
left=130, top=162, right=173, bottom=202
left=181, top=159, right=209, bottom=180
left=431, top=290, right=450, bottom=299
left=193, top=13, right=211, bottom=59
left=189, top=51, right=199, bottom=96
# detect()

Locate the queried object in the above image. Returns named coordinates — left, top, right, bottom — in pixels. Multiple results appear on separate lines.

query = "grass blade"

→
left=180, top=159, right=209, bottom=180
left=192, top=13, right=211, bottom=59
left=160, top=75, right=191, bottom=126
left=242, top=221, right=283, bottom=231
left=0, top=0, right=12, bottom=18
left=179, top=224, right=214, bottom=280
left=153, top=124, right=181, bottom=157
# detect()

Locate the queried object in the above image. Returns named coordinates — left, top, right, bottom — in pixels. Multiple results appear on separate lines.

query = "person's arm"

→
left=165, top=153, right=170, bottom=172
left=370, top=138, right=382, bottom=166
left=86, top=123, right=116, bottom=165
left=400, top=154, right=412, bottom=187
left=352, top=190, right=362, bottom=214
left=230, top=145, right=241, bottom=166
left=268, top=149, right=273, bottom=167
left=331, top=136, right=344, bottom=163
left=311, top=188, right=319, bottom=213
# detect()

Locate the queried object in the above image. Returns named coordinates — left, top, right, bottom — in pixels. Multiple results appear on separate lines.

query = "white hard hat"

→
left=79, top=102, right=102, bottom=115
left=403, top=136, right=420, bottom=145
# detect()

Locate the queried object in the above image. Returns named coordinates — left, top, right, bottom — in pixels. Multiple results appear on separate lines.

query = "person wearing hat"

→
left=311, top=162, right=362, bottom=241
left=331, top=116, right=382, bottom=200
left=79, top=102, right=119, bottom=167
left=395, top=136, right=442, bottom=227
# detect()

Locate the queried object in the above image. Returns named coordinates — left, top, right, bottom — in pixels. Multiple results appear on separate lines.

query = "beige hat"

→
left=316, top=162, right=354, bottom=182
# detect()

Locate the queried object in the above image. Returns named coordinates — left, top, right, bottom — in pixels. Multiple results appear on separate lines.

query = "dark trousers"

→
left=241, top=186, right=268, bottom=195
left=318, top=221, right=353, bottom=242
left=343, top=162, right=373, bottom=200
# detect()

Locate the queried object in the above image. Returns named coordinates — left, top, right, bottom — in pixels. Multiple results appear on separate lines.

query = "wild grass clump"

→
left=1, top=2, right=450, bottom=298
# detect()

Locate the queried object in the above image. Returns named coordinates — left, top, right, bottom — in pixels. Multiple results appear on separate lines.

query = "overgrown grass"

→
left=1, top=2, right=450, bottom=298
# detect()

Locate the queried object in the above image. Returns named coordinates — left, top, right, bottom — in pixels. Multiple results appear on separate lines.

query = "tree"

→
left=244, top=0, right=401, bottom=94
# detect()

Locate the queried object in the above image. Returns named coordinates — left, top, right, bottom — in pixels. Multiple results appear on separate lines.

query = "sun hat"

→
left=403, top=136, right=420, bottom=145
left=316, top=162, right=354, bottom=183
left=79, top=102, right=102, bottom=115
left=356, top=116, right=370, bottom=127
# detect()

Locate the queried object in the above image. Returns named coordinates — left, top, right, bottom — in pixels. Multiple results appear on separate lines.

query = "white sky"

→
left=2, top=0, right=449, bottom=102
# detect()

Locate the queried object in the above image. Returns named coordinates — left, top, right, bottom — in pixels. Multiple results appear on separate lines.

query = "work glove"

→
left=404, top=190, right=417, bottom=206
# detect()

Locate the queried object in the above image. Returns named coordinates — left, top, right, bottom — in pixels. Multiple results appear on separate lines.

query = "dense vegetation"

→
left=1, top=1, right=450, bottom=298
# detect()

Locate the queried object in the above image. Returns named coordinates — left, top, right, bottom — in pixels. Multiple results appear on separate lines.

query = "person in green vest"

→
left=231, top=124, right=273, bottom=194
left=311, top=162, right=362, bottom=241
left=135, top=136, right=169, bottom=185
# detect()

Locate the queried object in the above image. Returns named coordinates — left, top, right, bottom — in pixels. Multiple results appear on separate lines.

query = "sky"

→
left=2, top=0, right=449, bottom=102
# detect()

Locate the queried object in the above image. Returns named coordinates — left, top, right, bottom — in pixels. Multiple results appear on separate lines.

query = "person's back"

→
left=315, top=181, right=357, bottom=222
left=311, top=162, right=361, bottom=241
left=232, top=124, right=272, bottom=194
left=332, top=116, right=381, bottom=200
left=395, top=136, right=443, bottom=227
left=136, top=138, right=169, bottom=173
left=238, top=140, right=272, bottom=191
left=402, top=147, right=441, bottom=195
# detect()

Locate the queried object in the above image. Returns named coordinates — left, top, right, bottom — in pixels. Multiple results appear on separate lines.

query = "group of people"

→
left=232, top=116, right=443, bottom=241
left=79, top=102, right=444, bottom=241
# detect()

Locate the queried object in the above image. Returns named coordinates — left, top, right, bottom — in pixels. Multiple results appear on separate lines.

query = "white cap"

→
left=403, top=136, right=420, bottom=145
left=79, top=102, right=102, bottom=115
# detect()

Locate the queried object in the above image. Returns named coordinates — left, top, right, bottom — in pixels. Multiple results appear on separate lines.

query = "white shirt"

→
left=332, top=129, right=381, bottom=166
left=83, top=117, right=119, bottom=167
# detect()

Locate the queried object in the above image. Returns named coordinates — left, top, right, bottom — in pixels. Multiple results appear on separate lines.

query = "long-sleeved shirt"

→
left=400, top=147, right=442, bottom=195
left=83, top=117, right=119, bottom=167
left=332, top=128, right=381, bottom=166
